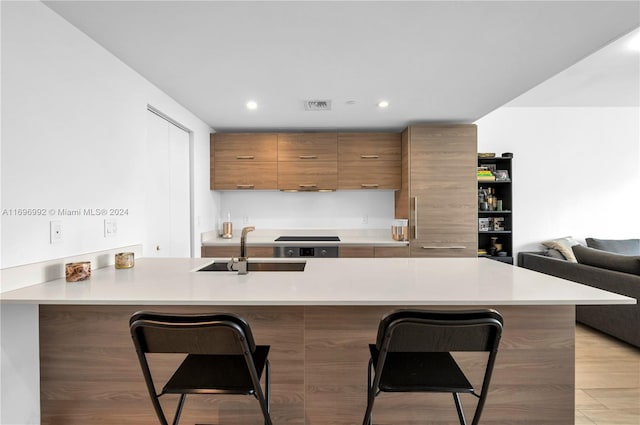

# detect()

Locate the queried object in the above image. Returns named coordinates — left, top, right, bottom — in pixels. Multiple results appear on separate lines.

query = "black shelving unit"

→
left=478, top=155, right=513, bottom=264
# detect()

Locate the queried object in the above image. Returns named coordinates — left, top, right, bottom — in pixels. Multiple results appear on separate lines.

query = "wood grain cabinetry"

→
left=374, top=246, right=410, bottom=257
left=338, top=133, right=401, bottom=190
left=211, top=133, right=278, bottom=190
left=395, top=125, right=477, bottom=258
left=340, top=246, right=409, bottom=258
left=277, top=133, right=338, bottom=191
left=339, top=246, right=375, bottom=258
left=211, top=132, right=402, bottom=191
left=201, top=246, right=274, bottom=258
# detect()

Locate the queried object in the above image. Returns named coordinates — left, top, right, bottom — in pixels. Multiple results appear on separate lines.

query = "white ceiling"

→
left=44, top=1, right=640, bottom=132
left=508, top=27, right=640, bottom=107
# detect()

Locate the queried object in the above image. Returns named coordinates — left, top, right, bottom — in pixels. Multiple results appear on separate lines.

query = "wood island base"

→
left=40, top=304, right=574, bottom=425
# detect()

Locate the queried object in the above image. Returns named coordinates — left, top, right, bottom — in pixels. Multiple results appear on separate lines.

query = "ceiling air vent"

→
left=304, top=100, right=332, bottom=111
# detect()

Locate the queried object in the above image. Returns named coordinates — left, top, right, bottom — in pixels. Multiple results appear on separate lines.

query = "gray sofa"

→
left=518, top=240, right=640, bottom=348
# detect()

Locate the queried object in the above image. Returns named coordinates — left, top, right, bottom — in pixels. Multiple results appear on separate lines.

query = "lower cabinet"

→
left=201, top=246, right=274, bottom=258
left=340, top=246, right=410, bottom=258
left=203, top=245, right=409, bottom=258
left=374, top=246, right=411, bottom=257
left=340, top=246, right=375, bottom=258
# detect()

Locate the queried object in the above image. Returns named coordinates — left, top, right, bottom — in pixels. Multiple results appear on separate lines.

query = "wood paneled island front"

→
left=1, top=257, right=635, bottom=425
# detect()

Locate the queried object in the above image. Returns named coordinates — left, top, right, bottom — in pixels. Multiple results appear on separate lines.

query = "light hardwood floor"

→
left=575, top=324, right=640, bottom=425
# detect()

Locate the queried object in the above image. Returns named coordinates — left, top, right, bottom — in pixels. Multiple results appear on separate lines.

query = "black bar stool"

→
left=130, top=311, right=272, bottom=425
left=362, top=309, right=503, bottom=425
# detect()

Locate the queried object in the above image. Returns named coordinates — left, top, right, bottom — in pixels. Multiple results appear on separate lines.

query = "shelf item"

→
left=478, top=156, right=513, bottom=264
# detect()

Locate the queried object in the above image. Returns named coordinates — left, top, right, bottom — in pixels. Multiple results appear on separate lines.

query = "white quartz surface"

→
left=201, top=228, right=409, bottom=247
left=0, top=257, right=634, bottom=306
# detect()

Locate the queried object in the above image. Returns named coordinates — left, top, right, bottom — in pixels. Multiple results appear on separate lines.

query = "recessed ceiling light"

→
left=246, top=101, right=258, bottom=110
left=378, top=100, right=389, bottom=108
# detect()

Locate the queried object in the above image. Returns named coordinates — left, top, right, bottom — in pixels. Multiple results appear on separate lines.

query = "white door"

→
left=145, top=111, right=191, bottom=257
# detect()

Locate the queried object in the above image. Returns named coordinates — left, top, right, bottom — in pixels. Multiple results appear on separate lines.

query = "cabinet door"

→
left=408, top=125, right=477, bottom=258
left=340, top=246, right=374, bottom=258
left=214, top=162, right=278, bottom=190
left=278, top=161, right=338, bottom=191
left=338, top=161, right=400, bottom=189
left=211, top=133, right=278, bottom=190
left=213, top=133, right=278, bottom=161
left=338, top=133, right=401, bottom=161
left=202, top=246, right=274, bottom=258
left=338, top=133, right=401, bottom=190
left=278, top=133, right=338, bottom=161
left=201, top=246, right=239, bottom=258
left=374, top=246, right=410, bottom=257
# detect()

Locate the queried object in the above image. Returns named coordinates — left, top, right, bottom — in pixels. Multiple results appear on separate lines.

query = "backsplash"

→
left=217, top=190, right=395, bottom=230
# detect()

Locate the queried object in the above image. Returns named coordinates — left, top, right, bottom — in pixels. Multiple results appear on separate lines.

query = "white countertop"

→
left=201, top=228, right=409, bottom=247
left=0, top=257, right=634, bottom=306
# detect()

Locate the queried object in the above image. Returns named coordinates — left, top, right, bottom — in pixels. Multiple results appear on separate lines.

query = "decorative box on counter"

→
left=65, top=261, right=91, bottom=282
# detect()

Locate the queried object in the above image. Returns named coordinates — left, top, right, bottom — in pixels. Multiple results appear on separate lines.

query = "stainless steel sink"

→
left=197, top=261, right=306, bottom=272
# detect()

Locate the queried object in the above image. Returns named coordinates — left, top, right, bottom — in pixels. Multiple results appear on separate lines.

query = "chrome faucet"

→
left=237, top=226, right=255, bottom=274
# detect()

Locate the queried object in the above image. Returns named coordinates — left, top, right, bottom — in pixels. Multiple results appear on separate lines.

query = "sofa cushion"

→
left=572, top=245, right=640, bottom=276
left=544, top=248, right=566, bottom=260
left=542, top=236, right=581, bottom=262
left=585, top=238, right=640, bottom=255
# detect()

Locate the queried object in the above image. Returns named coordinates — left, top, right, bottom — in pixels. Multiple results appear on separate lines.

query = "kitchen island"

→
left=1, top=257, right=635, bottom=425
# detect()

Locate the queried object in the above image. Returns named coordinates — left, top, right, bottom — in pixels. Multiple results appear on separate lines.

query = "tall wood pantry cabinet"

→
left=395, top=125, right=478, bottom=257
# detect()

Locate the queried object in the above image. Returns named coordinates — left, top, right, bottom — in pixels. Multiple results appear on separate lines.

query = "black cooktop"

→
left=275, top=236, right=341, bottom=242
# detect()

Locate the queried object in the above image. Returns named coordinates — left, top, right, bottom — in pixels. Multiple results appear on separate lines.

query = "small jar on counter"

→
left=115, top=252, right=134, bottom=269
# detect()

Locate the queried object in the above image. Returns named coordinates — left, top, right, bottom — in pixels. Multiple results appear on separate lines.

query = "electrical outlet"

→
left=50, top=220, right=62, bottom=244
left=243, top=216, right=249, bottom=224
left=362, top=215, right=368, bottom=224
left=104, top=219, right=117, bottom=237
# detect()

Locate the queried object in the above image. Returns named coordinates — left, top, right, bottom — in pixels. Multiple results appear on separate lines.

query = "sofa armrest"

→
left=518, top=251, right=639, bottom=347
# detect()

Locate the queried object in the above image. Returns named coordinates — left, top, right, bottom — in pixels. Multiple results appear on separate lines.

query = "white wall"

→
left=218, top=190, right=396, bottom=231
left=0, top=2, right=216, bottom=273
left=476, top=107, right=640, bottom=258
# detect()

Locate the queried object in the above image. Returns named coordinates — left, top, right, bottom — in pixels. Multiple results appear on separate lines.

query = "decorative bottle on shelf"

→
left=490, top=236, right=499, bottom=256
left=486, top=188, right=495, bottom=211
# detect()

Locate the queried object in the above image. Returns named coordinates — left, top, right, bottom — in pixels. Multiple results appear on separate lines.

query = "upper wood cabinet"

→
left=277, top=133, right=338, bottom=191
left=278, top=161, right=338, bottom=191
left=338, top=133, right=401, bottom=190
left=277, top=133, right=338, bottom=161
left=337, top=133, right=401, bottom=161
left=211, top=133, right=278, bottom=190
left=210, top=131, right=402, bottom=191
left=395, top=125, right=477, bottom=258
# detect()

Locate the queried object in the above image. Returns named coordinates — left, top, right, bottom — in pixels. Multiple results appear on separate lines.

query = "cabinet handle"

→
left=360, top=155, right=379, bottom=159
left=236, top=155, right=255, bottom=160
left=236, top=184, right=255, bottom=189
left=421, top=246, right=467, bottom=249
left=299, top=184, right=317, bottom=189
left=361, top=184, right=379, bottom=188
left=299, top=155, right=318, bottom=160
left=413, top=196, right=418, bottom=240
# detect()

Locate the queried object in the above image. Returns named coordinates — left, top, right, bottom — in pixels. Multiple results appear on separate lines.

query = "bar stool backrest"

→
left=130, top=312, right=257, bottom=355
left=376, top=309, right=503, bottom=353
